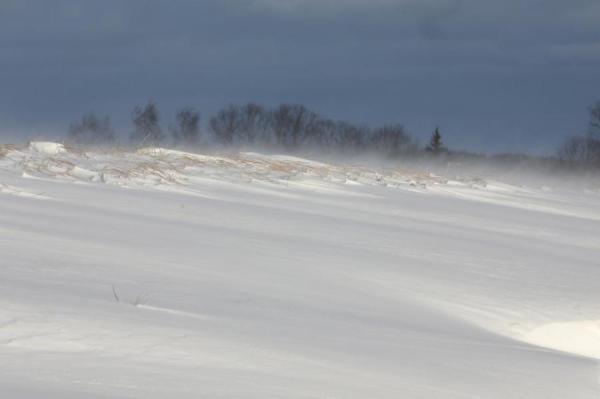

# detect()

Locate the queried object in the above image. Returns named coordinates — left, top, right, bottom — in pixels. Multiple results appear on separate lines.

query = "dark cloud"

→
left=0, top=0, right=599, bottom=153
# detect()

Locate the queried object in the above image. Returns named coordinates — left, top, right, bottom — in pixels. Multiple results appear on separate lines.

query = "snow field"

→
left=0, top=142, right=599, bottom=398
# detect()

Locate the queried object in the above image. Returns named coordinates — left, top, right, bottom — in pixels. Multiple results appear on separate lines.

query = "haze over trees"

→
left=206, top=102, right=418, bottom=156
left=171, top=108, right=201, bottom=146
left=426, top=127, right=446, bottom=154
left=130, top=101, right=163, bottom=146
left=63, top=98, right=600, bottom=171
left=67, top=113, right=115, bottom=146
left=64, top=101, right=423, bottom=160
left=559, top=102, right=600, bottom=168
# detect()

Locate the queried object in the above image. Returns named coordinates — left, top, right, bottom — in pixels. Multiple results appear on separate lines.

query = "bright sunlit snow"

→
left=1, top=143, right=599, bottom=398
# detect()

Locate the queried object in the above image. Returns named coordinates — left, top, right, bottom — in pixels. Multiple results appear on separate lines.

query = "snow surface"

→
left=1, top=142, right=600, bottom=398
left=27, top=141, right=67, bottom=155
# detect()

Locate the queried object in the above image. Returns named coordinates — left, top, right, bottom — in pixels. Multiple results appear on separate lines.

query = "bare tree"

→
left=370, top=124, right=416, bottom=156
left=172, top=108, right=201, bottom=146
left=68, top=113, right=115, bottom=146
left=558, top=102, right=600, bottom=167
left=589, top=138, right=600, bottom=166
left=206, top=102, right=419, bottom=156
left=306, top=118, right=338, bottom=149
left=131, top=101, right=163, bottom=146
left=209, top=105, right=241, bottom=145
left=271, top=104, right=319, bottom=150
left=333, top=122, right=367, bottom=152
left=239, top=103, right=271, bottom=145
left=558, top=135, right=600, bottom=167
left=558, top=136, right=590, bottom=164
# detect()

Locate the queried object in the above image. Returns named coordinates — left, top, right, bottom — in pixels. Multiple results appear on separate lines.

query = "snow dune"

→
left=0, top=142, right=599, bottom=398
left=524, top=320, right=600, bottom=359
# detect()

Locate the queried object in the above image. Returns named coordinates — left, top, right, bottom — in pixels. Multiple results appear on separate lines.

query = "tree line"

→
left=67, top=99, right=600, bottom=168
left=67, top=101, right=448, bottom=157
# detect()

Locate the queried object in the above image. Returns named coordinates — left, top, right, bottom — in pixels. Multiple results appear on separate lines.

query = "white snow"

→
left=524, top=320, right=600, bottom=359
left=28, top=141, right=67, bottom=155
left=0, top=182, right=51, bottom=200
left=1, top=142, right=599, bottom=398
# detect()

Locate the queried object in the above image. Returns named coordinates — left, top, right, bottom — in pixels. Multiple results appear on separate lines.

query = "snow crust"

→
left=28, top=141, right=67, bottom=155
left=1, top=142, right=599, bottom=398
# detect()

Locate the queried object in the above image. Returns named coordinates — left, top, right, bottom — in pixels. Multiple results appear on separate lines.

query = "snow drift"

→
left=0, top=142, right=599, bottom=398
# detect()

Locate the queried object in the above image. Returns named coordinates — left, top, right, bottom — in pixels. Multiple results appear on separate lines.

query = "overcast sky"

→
left=1, top=0, right=599, bottom=153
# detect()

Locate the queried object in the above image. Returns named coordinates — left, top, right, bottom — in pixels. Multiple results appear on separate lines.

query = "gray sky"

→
left=1, top=0, right=599, bottom=153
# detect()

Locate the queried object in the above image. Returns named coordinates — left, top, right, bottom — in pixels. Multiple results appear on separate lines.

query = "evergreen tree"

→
left=427, top=127, right=445, bottom=153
